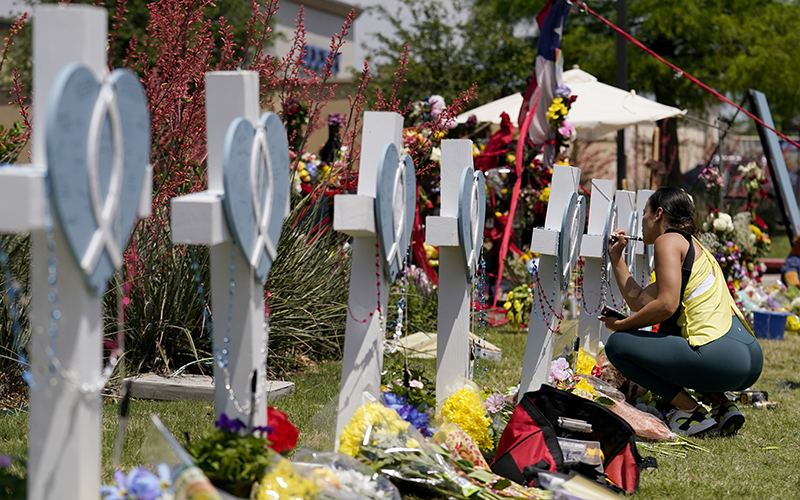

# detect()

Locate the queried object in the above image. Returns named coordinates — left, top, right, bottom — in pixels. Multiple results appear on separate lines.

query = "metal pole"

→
left=616, top=0, right=628, bottom=190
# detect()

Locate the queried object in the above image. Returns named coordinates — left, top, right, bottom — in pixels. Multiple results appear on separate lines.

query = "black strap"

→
left=657, top=228, right=693, bottom=336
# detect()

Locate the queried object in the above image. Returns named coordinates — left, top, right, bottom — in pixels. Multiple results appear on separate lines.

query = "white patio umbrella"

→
left=457, top=68, right=686, bottom=140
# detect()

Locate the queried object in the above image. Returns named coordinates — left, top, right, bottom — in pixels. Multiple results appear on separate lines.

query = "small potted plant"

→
left=187, top=409, right=298, bottom=498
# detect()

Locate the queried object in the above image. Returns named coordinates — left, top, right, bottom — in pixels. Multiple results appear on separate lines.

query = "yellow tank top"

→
left=676, top=237, right=754, bottom=347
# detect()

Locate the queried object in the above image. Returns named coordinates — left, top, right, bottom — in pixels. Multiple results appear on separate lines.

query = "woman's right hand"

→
left=608, top=229, right=628, bottom=261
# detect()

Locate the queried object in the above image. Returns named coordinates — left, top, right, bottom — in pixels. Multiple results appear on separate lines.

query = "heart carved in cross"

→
left=375, top=143, right=416, bottom=283
left=46, top=64, right=150, bottom=296
left=457, top=168, right=486, bottom=279
left=222, top=112, right=290, bottom=285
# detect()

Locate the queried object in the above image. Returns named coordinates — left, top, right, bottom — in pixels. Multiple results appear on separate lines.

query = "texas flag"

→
left=517, top=0, right=572, bottom=145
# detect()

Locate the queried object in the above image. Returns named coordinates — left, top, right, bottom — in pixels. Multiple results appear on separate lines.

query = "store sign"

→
left=302, top=45, right=341, bottom=75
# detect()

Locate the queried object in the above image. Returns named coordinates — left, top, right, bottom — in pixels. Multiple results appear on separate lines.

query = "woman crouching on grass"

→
left=599, top=187, right=763, bottom=437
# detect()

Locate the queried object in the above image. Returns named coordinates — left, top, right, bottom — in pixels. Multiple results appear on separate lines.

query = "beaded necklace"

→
left=528, top=236, right=565, bottom=334
left=2, top=174, right=124, bottom=393
left=385, top=250, right=409, bottom=354
left=189, top=241, right=267, bottom=416
left=345, top=236, right=386, bottom=334
left=471, top=255, right=488, bottom=379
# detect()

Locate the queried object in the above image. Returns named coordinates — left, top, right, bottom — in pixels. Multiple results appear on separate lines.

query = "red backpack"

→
left=491, top=385, right=656, bottom=494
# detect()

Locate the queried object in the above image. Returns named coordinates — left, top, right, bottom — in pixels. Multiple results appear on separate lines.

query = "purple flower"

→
left=384, top=392, right=406, bottom=410
left=465, top=115, right=477, bottom=129
left=128, top=467, right=164, bottom=500
left=327, top=113, right=346, bottom=128
left=306, top=162, right=317, bottom=178
left=0, top=455, right=11, bottom=468
left=101, top=470, right=129, bottom=500
left=485, top=393, right=506, bottom=414
left=554, top=85, right=572, bottom=99
left=383, top=392, right=432, bottom=436
left=216, top=413, right=246, bottom=433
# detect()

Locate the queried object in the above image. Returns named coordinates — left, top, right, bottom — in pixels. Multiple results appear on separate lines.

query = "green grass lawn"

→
left=1, top=325, right=799, bottom=499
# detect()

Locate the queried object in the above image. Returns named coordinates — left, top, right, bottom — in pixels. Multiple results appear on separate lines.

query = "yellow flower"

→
left=506, top=310, right=514, bottom=321
left=539, top=186, right=550, bottom=203
left=573, top=378, right=597, bottom=397
left=513, top=300, right=522, bottom=312
left=507, top=291, right=514, bottom=300
left=503, top=301, right=512, bottom=311
left=750, top=225, right=762, bottom=239
left=520, top=251, right=534, bottom=263
left=440, top=388, right=493, bottom=451
left=300, top=169, right=311, bottom=183
left=338, top=402, right=409, bottom=457
left=424, top=243, right=439, bottom=259
left=575, top=348, right=597, bottom=376
left=256, top=457, right=319, bottom=500
left=507, top=154, right=516, bottom=164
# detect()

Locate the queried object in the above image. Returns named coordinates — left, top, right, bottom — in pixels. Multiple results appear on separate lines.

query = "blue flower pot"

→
left=752, top=311, right=789, bottom=340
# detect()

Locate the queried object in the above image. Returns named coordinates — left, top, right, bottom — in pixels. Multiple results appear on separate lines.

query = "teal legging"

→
left=604, top=315, right=764, bottom=402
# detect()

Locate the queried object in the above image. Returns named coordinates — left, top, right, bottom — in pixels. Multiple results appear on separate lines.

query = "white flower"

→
left=713, top=213, right=733, bottom=233
left=430, top=147, right=441, bottom=163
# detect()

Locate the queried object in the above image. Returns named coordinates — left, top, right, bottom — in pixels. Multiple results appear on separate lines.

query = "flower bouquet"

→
left=545, top=85, right=578, bottom=163
left=439, top=387, right=495, bottom=455
left=187, top=409, right=299, bottom=498
left=550, top=352, right=677, bottom=441
left=502, top=286, right=533, bottom=329
left=381, top=362, right=436, bottom=437
left=338, top=397, right=478, bottom=499
left=431, top=424, right=548, bottom=500
left=292, top=450, right=401, bottom=500
left=102, top=464, right=175, bottom=500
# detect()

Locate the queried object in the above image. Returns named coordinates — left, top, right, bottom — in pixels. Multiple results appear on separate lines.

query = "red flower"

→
left=266, top=407, right=299, bottom=454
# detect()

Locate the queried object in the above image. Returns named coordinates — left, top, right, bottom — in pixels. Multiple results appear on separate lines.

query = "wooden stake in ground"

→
left=333, top=112, right=413, bottom=446
left=0, top=6, right=151, bottom=500
left=426, top=139, right=485, bottom=404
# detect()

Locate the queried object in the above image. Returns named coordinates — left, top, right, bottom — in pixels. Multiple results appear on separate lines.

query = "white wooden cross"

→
left=597, top=189, right=636, bottom=345
left=519, top=165, right=585, bottom=396
left=632, top=190, right=655, bottom=288
left=171, top=71, right=277, bottom=427
left=333, top=111, right=409, bottom=445
left=425, top=139, right=485, bottom=405
left=0, top=6, right=151, bottom=500
left=576, top=180, right=615, bottom=359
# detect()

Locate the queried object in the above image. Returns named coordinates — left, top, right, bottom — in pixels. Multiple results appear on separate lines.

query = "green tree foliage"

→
left=477, top=0, right=800, bottom=131
left=365, top=0, right=536, bottom=109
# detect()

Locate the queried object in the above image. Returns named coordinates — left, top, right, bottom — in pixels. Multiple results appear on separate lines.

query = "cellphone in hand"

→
left=601, top=306, right=627, bottom=320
